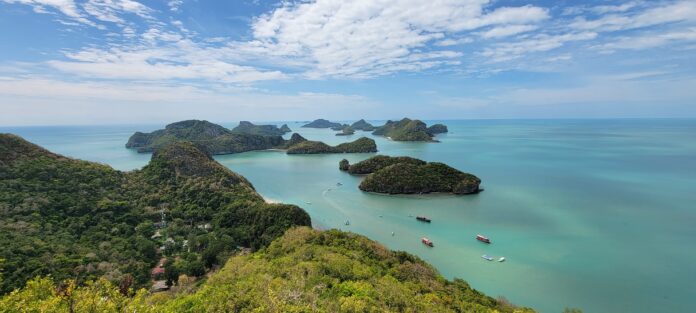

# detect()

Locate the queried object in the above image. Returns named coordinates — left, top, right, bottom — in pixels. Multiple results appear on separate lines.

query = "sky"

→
left=0, top=0, right=695, bottom=125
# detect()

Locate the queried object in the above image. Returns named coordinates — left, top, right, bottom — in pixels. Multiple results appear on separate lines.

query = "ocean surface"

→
left=2, top=119, right=695, bottom=313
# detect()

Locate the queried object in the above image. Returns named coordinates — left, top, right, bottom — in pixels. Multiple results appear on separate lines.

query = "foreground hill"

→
left=0, top=227, right=534, bottom=313
left=0, top=134, right=310, bottom=293
left=127, top=120, right=378, bottom=155
left=341, top=155, right=481, bottom=194
left=231, top=121, right=286, bottom=136
left=372, top=118, right=447, bottom=141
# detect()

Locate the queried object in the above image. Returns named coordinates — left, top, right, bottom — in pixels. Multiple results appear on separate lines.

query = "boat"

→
left=391, top=231, right=395, bottom=236
left=498, top=257, right=505, bottom=262
left=305, top=201, right=312, bottom=204
left=416, top=216, right=431, bottom=223
left=336, top=182, right=343, bottom=186
left=421, top=237, right=434, bottom=247
left=481, top=254, right=493, bottom=261
left=345, top=220, right=350, bottom=226
left=476, top=234, right=491, bottom=244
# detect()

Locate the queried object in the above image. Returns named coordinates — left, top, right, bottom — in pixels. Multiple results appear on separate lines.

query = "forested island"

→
left=335, top=126, right=355, bottom=136
left=351, top=119, right=376, bottom=131
left=287, top=137, right=376, bottom=154
left=372, top=118, right=448, bottom=141
left=126, top=120, right=377, bottom=155
left=231, top=121, right=288, bottom=136
left=340, top=155, right=481, bottom=194
left=301, top=118, right=343, bottom=128
left=0, top=134, right=529, bottom=313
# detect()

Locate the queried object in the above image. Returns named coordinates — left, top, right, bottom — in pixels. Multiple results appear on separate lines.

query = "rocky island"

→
left=340, top=155, right=481, bottom=194
left=301, top=118, right=343, bottom=128
left=351, top=119, right=376, bottom=131
left=287, top=136, right=377, bottom=154
left=372, top=118, right=447, bottom=141
left=231, top=121, right=287, bottom=136
left=126, top=120, right=377, bottom=155
left=335, top=126, right=355, bottom=136
left=427, top=123, right=449, bottom=134
left=279, top=123, right=292, bottom=133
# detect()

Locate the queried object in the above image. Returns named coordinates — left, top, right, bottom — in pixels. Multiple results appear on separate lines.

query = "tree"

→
left=164, top=259, right=179, bottom=287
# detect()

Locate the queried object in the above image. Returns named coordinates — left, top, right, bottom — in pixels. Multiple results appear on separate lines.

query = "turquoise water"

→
left=3, top=120, right=696, bottom=313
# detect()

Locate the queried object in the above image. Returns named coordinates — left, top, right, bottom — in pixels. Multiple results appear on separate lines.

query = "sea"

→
left=2, top=119, right=695, bottom=313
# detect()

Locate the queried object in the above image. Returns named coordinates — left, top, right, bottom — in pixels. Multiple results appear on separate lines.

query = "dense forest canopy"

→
left=0, top=134, right=310, bottom=293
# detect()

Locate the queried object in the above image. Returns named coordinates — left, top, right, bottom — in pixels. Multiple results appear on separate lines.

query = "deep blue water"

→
left=2, top=119, right=695, bottom=313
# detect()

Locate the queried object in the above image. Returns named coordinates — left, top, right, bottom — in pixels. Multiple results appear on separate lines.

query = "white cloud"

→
left=569, top=1, right=696, bottom=32
left=594, top=28, right=696, bottom=53
left=481, top=32, right=597, bottom=62
left=244, top=0, right=548, bottom=78
left=480, top=24, right=538, bottom=39
left=168, top=0, right=183, bottom=12
left=3, top=0, right=95, bottom=25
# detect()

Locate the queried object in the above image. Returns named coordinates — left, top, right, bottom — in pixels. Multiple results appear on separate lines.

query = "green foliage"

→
left=279, top=124, right=292, bottom=133
left=0, top=228, right=534, bottom=312
left=427, top=123, right=448, bottom=135
left=343, top=155, right=426, bottom=174
left=125, top=120, right=286, bottom=154
left=335, top=126, right=355, bottom=136
left=286, top=137, right=377, bottom=154
left=301, top=119, right=343, bottom=128
left=372, top=118, right=444, bottom=141
left=231, top=121, right=285, bottom=136
left=0, top=135, right=310, bottom=294
left=350, top=119, right=375, bottom=131
left=341, top=155, right=481, bottom=195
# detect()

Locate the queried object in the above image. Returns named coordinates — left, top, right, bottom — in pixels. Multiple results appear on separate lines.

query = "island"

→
left=231, top=121, right=286, bottom=136
left=372, top=118, right=447, bottom=141
left=287, top=137, right=377, bottom=154
left=279, top=123, right=292, bottom=133
left=351, top=119, right=376, bottom=131
left=0, top=134, right=530, bottom=313
left=340, top=155, right=481, bottom=194
left=335, top=126, right=355, bottom=136
left=330, top=123, right=349, bottom=131
left=126, top=120, right=378, bottom=155
left=427, top=123, right=449, bottom=134
left=301, top=118, right=343, bottom=128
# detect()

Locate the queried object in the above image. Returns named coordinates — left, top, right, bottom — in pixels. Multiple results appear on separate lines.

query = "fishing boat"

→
left=476, top=234, right=491, bottom=244
left=336, top=182, right=343, bottom=186
left=421, top=237, right=434, bottom=247
left=481, top=254, right=493, bottom=261
left=416, top=216, right=432, bottom=223
left=498, top=257, right=506, bottom=262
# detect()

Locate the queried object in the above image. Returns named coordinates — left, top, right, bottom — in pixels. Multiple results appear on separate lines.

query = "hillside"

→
left=126, top=120, right=286, bottom=154
left=231, top=121, right=286, bottom=136
left=372, top=118, right=447, bottom=141
left=301, top=119, right=343, bottom=128
left=0, top=228, right=534, bottom=313
left=0, top=134, right=310, bottom=294
left=351, top=119, right=376, bottom=131
left=287, top=137, right=377, bottom=154
left=335, top=126, right=355, bottom=136
left=427, top=123, right=449, bottom=134
left=341, top=156, right=481, bottom=195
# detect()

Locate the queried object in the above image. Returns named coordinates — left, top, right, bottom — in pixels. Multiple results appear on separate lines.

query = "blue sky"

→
left=1, top=0, right=695, bottom=125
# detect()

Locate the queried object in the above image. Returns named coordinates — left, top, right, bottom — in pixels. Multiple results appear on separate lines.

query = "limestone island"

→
left=351, top=119, right=376, bottom=131
left=372, top=118, right=448, bottom=142
left=335, top=126, right=355, bottom=136
left=232, top=121, right=287, bottom=136
left=126, top=120, right=376, bottom=155
left=340, top=155, right=481, bottom=195
left=279, top=124, right=292, bottom=133
left=287, top=136, right=376, bottom=154
left=301, top=118, right=343, bottom=128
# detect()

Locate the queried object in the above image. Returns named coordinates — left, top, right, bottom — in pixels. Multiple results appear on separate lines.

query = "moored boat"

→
left=481, top=254, right=493, bottom=261
left=416, top=216, right=431, bottom=223
left=421, top=237, right=434, bottom=247
left=498, top=257, right=506, bottom=262
left=476, top=234, right=491, bottom=244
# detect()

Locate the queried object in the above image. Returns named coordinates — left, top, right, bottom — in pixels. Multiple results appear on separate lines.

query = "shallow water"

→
left=3, top=119, right=695, bottom=313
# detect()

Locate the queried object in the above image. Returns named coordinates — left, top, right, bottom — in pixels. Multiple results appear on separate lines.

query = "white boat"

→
left=481, top=254, right=493, bottom=261
left=498, top=257, right=506, bottom=262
